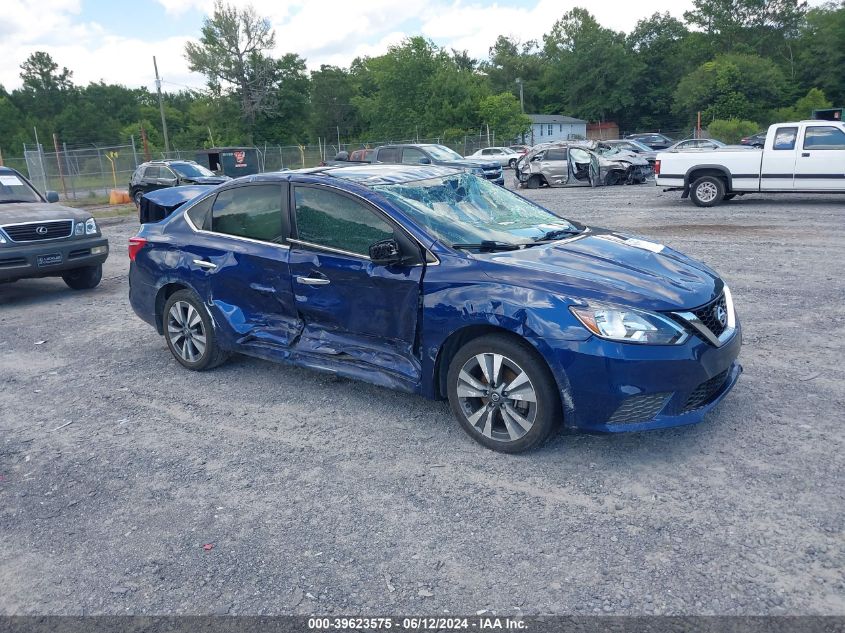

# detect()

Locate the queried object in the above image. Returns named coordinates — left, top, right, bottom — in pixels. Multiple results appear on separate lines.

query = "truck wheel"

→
left=62, top=264, right=102, bottom=290
left=526, top=175, right=542, bottom=189
left=690, top=176, right=725, bottom=207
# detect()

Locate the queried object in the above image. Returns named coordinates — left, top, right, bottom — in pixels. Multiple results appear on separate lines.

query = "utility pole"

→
left=515, top=78, right=524, bottom=113
left=153, top=56, right=171, bottom=154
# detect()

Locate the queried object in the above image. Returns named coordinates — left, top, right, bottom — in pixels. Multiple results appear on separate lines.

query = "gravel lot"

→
left=1, top=184, right=843, bottom=616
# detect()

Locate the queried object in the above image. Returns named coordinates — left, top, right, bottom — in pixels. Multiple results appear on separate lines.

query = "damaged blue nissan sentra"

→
left=128, top=164, right=741, bottom=452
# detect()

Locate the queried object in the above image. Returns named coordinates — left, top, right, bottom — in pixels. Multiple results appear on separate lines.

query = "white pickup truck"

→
left=655, top=120, right=845, bottom=206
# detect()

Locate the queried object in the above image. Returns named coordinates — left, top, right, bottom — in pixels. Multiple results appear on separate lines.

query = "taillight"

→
left=128, top=236, right=147, bottom=261
left=654, top=159, right=661, bottom=175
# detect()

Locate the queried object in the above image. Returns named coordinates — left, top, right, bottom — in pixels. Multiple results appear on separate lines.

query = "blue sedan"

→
left=128, top=165, right=741, bottom=452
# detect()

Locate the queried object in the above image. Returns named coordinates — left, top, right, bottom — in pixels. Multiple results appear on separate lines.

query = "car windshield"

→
left=373, top=172, right=578, bottom=248
left=0, top=172, right=42, bottom=204
left=423, top=145, right=463, bottom=161
left=171, top=162, right=215, bottom=178
left=626, top=140, right=652, bottom=152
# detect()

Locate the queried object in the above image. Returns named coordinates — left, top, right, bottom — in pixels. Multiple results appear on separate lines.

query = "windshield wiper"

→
left=452, top=240, right=523, bottom=252
left=534, top=227, right=582, bottom=242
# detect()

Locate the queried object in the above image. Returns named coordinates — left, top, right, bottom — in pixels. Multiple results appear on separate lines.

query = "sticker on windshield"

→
left=0, top=175, right=23, bottom=186
left=596, top=233, right=665, bottom=253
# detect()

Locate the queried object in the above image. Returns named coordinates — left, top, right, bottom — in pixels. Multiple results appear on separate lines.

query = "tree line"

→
left=1, top=0, right=843, bottom=155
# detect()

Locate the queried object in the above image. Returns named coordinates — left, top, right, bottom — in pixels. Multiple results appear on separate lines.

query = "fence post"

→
left=96, top=148, right=108, bottom=196
left=130, top=136, right=139, bottom=168
left=52, top=134, right=68, bottom=200
left=62, top=142, right=77, bottom=200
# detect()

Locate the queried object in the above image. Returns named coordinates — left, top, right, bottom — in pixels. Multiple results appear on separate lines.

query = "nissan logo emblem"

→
left=36, top=226, right=48, bottom=235
left=714, top=304, right=728, bottom=328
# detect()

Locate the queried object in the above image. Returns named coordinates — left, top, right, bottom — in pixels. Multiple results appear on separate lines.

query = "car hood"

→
left=180, top=176, right=230, bottom=184
left=438, top=159, right=500, bottom=170
left=482, top=228, right=722, bottom=311
left=601, top=151, right=650, bottom=167
left=0, top=202, right=91, bottom=225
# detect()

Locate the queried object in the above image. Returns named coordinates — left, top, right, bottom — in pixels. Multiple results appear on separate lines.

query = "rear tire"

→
left=690, top=176, right=725, bottom=207
left=526, top=175, right=541, bottom=189
left=133, top=190, right=144, bottom=208
left=62, top=264, right=102, bottom=290
left=163, top=289, right=229, bottom=371
left=447, top=334, right=560, bottom=453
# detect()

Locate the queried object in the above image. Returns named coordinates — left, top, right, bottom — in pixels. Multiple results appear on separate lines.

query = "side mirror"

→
left=46, top=191, right=60, bottom=203
left=369, top=238, right=402, bottom=265
left=418, top=157, right=431, bottom=165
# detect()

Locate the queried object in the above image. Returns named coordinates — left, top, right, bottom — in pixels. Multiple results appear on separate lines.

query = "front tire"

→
left=690, top=176, right=725, bottom=207
left=62, top=264, right=102, bottom=290
left=163, top=290, right=229, bottom=371
left=447, top=334, right=560, bottom=453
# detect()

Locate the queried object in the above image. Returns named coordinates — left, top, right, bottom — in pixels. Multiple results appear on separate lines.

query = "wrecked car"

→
left=515, top=141, right=651, bottom=188
left=129, top=165, right=741, bottom=453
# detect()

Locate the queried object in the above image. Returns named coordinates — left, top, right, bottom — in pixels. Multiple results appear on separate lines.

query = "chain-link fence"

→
left=4, top=130, right=635, bottom=200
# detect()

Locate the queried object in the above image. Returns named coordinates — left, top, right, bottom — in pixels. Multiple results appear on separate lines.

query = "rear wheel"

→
left=690, top=176, right=725, bottom=207
left=447, top=335, right=559, bottom=453
left=133, top=190, right=144, bottom=208
left=526, top=175, right=542, bottom=189
left=163, top=290, right=229, bottom=371
left=62, top=264, right=102, bottom=290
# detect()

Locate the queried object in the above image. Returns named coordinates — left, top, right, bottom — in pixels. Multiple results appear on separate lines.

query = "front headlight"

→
left=570, top=303, right=688, bottom=345
left=75, top=222, right=85, bottom=236
left=0, top=232, right=6, bottom=244
left=85, top=218, right=98, bottom=235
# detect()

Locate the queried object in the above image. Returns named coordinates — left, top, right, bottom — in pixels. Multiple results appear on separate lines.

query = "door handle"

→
left=192, top=259, right=217, bottom=270
left=802, top=152, right=810, bottom=157
left=295, top=275, right=330, bottom=286
left=249, top=283, right=276, bottom=294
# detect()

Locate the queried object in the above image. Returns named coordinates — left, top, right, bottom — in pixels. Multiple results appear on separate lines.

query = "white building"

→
left=527, top=114, right=588, bottom=145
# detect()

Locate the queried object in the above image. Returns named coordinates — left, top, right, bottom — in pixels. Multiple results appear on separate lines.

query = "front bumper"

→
left=0, top=235, right=109, bottom=282
left=545, top=323, right=743, bottom=433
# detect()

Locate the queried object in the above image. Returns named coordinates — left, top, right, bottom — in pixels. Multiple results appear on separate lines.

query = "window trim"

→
left=802, top=125, right=845, bottom=151
left=289, top=182, right=437, bottom=266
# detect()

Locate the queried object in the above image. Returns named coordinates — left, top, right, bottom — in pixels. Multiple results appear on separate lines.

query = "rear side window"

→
left=803, top=126, right=845, bottom=149
left=546, top=149, right=567, bottom=161
left=294, top=187, right=394, bottom=257
left=144, top=165, right=161, bottom=179
left=186, top=195, right=214, bottom=230
left=773, top=127, right=798, bottom=150
left=377, top=148, right=399, bottom=163
left=211, top=185, right=283, bottom=243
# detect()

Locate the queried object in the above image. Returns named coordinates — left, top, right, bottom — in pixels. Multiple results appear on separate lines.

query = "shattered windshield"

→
left=0, top=172, right=42, bottom=204
left=423, top=145, right=463, bottom=161
left=373, top=172, right=577, bottom=247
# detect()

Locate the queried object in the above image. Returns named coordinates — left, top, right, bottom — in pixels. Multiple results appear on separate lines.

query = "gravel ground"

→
left=1, top=184, right=843, bottom=616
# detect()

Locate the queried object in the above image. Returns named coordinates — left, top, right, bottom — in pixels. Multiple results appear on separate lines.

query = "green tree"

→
left=309, top=65, right=360, bottom=144
left=796, top=2, right=845, bottom=104
left=674, top=53, right=787, bottom=124
left=481, top=36, right=542, bottom=114
left=541, top=9, right=642, bottom=124
left=707, top=118, right=761, bottom=142
left=185, top=1, right=277, bottom=141
left=15, top=51, right=75, bottom=124
left=770, top=87, right=833, bottom=122
left=478, top=93, right=531, bottom=143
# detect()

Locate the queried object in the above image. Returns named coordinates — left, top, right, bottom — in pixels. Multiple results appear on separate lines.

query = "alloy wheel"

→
left=456, top=353, right=537, bottom=442
left=696, top=181, right=718, bottom=203
left=167, top=300, right=207, bottom=363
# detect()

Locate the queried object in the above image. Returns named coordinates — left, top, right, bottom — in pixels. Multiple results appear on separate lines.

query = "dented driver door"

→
left=286, top=185, right=424, bottom=388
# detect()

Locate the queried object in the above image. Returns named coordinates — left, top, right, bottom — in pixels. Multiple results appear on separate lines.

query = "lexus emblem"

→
left=714, top=304, right=728, bottom=328
left=36, top=226, right=48, bottom=235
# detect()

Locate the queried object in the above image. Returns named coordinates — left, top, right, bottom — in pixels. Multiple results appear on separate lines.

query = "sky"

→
left=0, top=0, right=826, bottom=93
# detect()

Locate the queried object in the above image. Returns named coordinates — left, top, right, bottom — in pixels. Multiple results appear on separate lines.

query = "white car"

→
left=466, top=147, right=521, bottom=168
left=655, top=120, right=845, bottom=206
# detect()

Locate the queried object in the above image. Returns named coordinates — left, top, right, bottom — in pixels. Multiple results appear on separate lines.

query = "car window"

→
left=144, top=165, right=161, bottom=179
left=294, top=187, right=394, bottom=257
left=0, top=171, right=41, bottom=203
left=773, top=127, right=798, bottom=150
left=186, top=195, right=214, bottom=230
left=546, top=149, right=567, bottom=161
left=211, top=184, right=283, bottom=243
left=481, top=149, right=492, bottom=155
left=402, top=148, right=428, bottom=165
left=803, top=126, right=845, bottom=150
left=377, top=147, right=399, bottom=163
left=171, top=162, right=215, bottom=178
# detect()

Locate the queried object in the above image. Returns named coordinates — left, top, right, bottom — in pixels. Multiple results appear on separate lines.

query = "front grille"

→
left=2, top=220, right=73, bottom=242
left=68, top=248, right=90, bottom=259
left=683, top=370, right=729, bottom=412
left=607, top=392, right=671, bottom=424
left=482, top=168, right=503, bottom=180
left=693, top=293, right=728, bottom=338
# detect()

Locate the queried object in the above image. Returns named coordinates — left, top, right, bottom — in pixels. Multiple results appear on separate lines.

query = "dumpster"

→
left=195, top=147, right=260, bottom=177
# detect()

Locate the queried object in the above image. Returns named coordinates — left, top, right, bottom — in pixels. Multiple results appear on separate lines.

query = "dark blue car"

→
left=128, top=165, right=741, bottom=452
